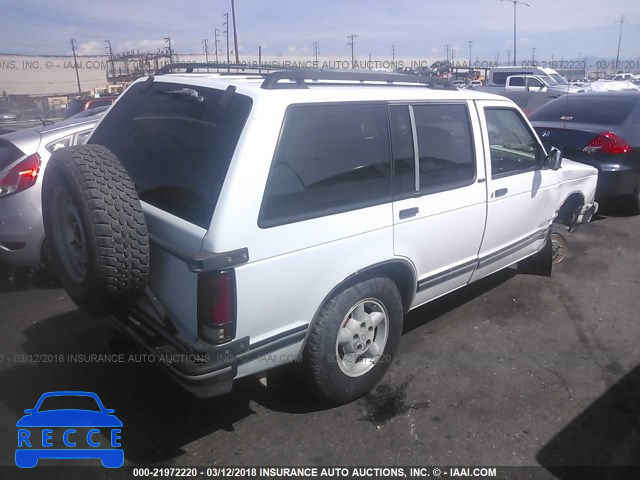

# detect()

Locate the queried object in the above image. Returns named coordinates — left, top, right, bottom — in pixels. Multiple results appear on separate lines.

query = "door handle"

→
left=495, top=188, right=508, bottom=198
left=399, top=207, right=419, bottom=219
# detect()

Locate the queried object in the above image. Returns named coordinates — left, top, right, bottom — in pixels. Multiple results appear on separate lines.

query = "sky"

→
left=0, top=0, right=639, bottom=63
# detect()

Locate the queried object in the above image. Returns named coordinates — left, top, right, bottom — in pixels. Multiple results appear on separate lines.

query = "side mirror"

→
left=23, top=409, right=34, bottom=415
left=545, top=147, right=563, bottom=171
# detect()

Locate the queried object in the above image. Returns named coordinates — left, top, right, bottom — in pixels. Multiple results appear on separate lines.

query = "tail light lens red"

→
left=0, top=153, right=42, bottom=198
left=583, top=132, right=632, bottom=155
left=197, top=270, right=236, bottom=344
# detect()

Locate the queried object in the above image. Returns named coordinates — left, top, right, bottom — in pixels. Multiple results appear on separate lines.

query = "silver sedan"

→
left=0, top=112, right=104, bottom=267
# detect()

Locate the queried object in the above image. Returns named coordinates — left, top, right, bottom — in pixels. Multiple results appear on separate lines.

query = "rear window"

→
left=529, top=96, right=636, bottom=125
left=89, top=82, right=252, bottom=228
left=0, top=139, right=24, bottom=170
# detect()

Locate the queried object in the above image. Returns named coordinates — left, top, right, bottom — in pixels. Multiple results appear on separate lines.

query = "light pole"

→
left=614, top=15, right=628, bottom=73
left=164, top=36, right=172, bottom=64
left=223, top=13, right=230, bottom=71
left=500, top=0, right=530, bottom=66
left=347, top=34, right=357, bottom=69
left=231, top=0, right=240, bottom=63
left=214, top=28, right=220, bottom=64
left=202, top=39, right=209, bottom=63
left=468, top=40, right=473, bottom=81
left=70, top=39, right=82, bottom=94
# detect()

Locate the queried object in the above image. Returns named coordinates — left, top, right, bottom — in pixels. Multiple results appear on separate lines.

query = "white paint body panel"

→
left=119, top=75, right=597, bottom=381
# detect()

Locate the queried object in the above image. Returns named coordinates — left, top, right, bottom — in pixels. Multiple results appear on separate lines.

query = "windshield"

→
left=549, top=74, right=568, bottom=85
left=537, top=74, right=557, bottom=86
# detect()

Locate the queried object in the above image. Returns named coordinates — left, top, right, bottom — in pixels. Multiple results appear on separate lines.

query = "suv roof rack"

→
left=153, top=63, right=457, bottom=90
left=154, top=62, right=282, bottom=75
left=260, top=70, right=457, bottom=90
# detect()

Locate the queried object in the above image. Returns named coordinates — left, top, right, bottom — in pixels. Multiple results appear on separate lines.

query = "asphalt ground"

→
left=0, top=203, right=639, bottom=479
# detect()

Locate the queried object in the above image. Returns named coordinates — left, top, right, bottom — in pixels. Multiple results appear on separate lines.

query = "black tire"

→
left=301, top=277, right=403, bottom=404
left=41, top=144, right=149, bottom=314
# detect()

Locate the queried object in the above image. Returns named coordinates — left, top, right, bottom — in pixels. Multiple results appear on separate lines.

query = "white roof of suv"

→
left=141, top=72, right=508, bottom=105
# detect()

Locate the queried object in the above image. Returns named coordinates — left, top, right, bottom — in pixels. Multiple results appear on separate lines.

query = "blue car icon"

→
left=16, top=391, right=123, bottom=468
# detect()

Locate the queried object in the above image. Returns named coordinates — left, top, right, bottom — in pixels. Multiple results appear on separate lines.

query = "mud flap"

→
left=518, top=230, right=553, bottom=277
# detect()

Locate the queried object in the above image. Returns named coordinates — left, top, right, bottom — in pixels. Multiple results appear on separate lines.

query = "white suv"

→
left=41, top=68, right=598, bottom=403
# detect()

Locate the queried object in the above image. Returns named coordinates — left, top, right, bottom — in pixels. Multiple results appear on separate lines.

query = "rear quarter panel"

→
left=205, top=98, right=399, bottom=377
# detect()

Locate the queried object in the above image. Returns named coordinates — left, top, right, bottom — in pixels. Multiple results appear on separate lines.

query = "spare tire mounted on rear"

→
left=42, top=144, right=149, bottom=314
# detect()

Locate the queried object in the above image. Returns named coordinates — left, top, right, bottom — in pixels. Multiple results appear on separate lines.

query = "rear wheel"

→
left=42, top=145, right=150, bottom=314
left=301, top=277, right=403, bottom=404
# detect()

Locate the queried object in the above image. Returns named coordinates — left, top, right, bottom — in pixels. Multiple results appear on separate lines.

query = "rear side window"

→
left=89, top=82, right=252, bottom=228
left=259, top=104, right=391, bottom=227
left=413, top=104, right=476, bottom=193
left=529, top=96, right=636, bottom=125
left=509, top=77, right=525, bottom=87
left=0, top=139, right=24, bottom=170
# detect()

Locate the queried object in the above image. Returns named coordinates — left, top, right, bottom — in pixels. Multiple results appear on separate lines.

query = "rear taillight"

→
left=197, top=270, right=236, bottom=344
left=0, top=153, right=41, bottom=198
left=583, top=132, right=632, bottom=155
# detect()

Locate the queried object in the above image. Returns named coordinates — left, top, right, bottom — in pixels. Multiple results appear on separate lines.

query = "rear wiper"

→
left=155, top=87, right=205, bottom=104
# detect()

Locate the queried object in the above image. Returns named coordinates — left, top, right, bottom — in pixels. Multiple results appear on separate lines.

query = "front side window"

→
left=260, top=104, right=391, bottom=227
left=485, top=108, right=542, bottom=178
left=528, top=78, right=544, bottom=88
left=413, top=104, right=476, bottom=193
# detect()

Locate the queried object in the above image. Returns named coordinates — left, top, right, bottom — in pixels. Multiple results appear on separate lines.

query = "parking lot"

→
left=0, top=204, right=638, bottom=474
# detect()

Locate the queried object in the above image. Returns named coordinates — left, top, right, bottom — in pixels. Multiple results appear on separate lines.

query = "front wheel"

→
left=300, top=277, right=403, bottom=404
left=551, top=230, right=568, bottom=264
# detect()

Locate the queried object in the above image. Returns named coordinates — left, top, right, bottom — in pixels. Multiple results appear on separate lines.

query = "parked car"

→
left=63, top=96, right=116, bottom=119
left=452, top=80, right=466, bottom=89
left=0, top=111, right=17, bottom=121
left=0, top=112, right=104, bottom=267
left=530, top=92, right=640, bottom=212
left=487, top=66, right=567, bottom=87
left=42, top=69, right=598, bottom=404
left=607, top=73, right=637, bottom=82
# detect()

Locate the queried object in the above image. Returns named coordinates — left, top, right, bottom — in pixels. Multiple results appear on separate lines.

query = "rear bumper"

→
left=596, top=168, right=639, bottom=199
left=110, top=307, right=250, bottom=398
left=0, top=189, right=45, bottom=267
